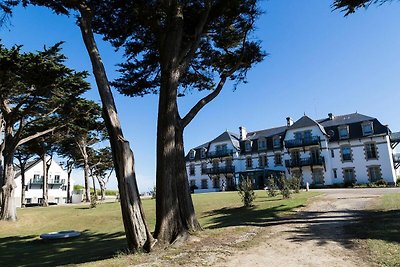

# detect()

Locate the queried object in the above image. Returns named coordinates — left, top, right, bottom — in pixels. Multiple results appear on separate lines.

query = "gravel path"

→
left=217, top=188, right=400, bottom=267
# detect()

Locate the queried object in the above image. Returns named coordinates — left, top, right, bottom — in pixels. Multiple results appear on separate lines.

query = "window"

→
left=341, top=146, right=352, bottom=162
left=25, top=198, right=31, bottom=204
left=343, top=168, right=355, bottom=184
left=212, top=159, right=219, bottom=171
left=258, top=138, right=267, bottom=150
left=310, top=148, right=320, bottom=163
left=245, top=141, right=252, bottom=152
left=189, top=150, right=195, bottom=159
left=55, top=197, right=60, bottom=204
left=200, top=148, right=206, bottom=158
left=258, top=154, right=267, bottom=168
left=312, top=169, right=324, bottom=185
left=365, top=143, right=377, bottom=160
left=274, top=153, right=282, bottom=166
left=246, top=156, right=253, bottom=169
left=190, top=180, right=196, bottom=187
left=331, top=149, right=334, bottom=158
left=273, top=136, right=281, bottom=148
left=25, top=185, right=29, bottom=191
left=362, top=122, right=374, bottom=136
left=62, top=185, right=67, bottom=191
left=212, top=177, right=220, bottom=188
left=217, top=144, right=228, bottom=153
left=54, top=175, right=60, bottom=184
left=201, top=179, right=208, bottom=189
left=368, top=166, right=382, bottom=182
left=38, top=198, right=43, bottom=204
left=338, top=126, right=349, bottom=139
left=304, top=130, right=312, bottom=141
left=189, top=164, right=195, bottom=176
left=291, top=150, right=300, bottom=165
left=201, top=162, right=207, bottom=174
left=333, top=169, right=337, bottom=179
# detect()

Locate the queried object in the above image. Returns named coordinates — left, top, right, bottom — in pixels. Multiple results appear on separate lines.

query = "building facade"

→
left=186, top=113, right=400, bottom=193
left=14, top=158, right=72, bottom=207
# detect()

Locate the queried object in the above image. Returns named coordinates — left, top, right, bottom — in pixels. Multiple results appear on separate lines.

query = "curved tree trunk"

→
left=67, top=168, right=72, bottom=203
left=83, top=149, right=91, bottom=203
left=41, top=153, right=48, bottom=207
left=78, top=5, right=155, bottom=252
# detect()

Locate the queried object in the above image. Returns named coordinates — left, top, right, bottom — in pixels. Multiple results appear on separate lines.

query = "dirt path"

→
left=216, top=188, right=400, bottom=267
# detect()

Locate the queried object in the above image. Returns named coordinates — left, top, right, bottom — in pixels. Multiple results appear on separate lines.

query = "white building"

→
left=186, top=113, right=400, bottom=192
left=14, top=158, right=73, bottom=207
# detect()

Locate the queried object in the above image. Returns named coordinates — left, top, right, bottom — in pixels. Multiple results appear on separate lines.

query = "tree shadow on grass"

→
left=0, top=230, right=126, bottom=267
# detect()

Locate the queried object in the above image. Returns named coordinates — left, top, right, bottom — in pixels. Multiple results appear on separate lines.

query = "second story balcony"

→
left=285, top=136, right=320, bottom=149
left=285, top=156, right=324, bottom=168
left=207, top=149, right=235, bottom=158
left=30, top=178, right=43, bottom=184
left=30, top=178, right=65, bottom=185
left=203, top=166, right=235, bottom=175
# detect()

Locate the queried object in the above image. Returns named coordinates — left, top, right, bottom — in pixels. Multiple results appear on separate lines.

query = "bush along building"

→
left=185, top=113, right=400, bottom=192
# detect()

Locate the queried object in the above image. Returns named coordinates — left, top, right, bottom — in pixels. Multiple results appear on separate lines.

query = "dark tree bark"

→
left=66, top=162, right=73, bottom=203
left=77, top=4, right=155, bottom=252
left=20, top=164, right=26, bottom=208
left=41, top=152, right=48, bottom=207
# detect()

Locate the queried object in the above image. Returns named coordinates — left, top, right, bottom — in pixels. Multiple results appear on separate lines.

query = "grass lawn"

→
left=0, top=190, right=318, bottom=266
left=351, top=193, right=400, bottom=267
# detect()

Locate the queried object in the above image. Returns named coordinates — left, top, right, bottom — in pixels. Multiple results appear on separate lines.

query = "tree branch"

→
left=17, top=126, right=58, bottom=147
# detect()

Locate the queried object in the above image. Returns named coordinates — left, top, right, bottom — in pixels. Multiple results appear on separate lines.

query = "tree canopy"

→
left=333, top=0, right=398, bottom=16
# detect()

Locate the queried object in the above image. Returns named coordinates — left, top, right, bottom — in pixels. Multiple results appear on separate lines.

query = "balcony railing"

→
left=285, top=156, right=324, bottom=168
left=30, top=178, right=65, bottom=185
left=285, top=136, right=320, bottom=149
left=203, top=166, right=235, bottom=175
left=207, top=149, right=234, bottom=158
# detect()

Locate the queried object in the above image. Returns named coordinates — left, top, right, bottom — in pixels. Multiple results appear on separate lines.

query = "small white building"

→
left=186, top=113, right=400, bottom=191
left=14, top=159, right=73, bottom=207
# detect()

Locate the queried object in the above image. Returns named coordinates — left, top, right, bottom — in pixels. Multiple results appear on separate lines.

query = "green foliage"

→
left=397, top=177, right=400, bottom=187
left=73, top=184, right=84, bottom=191
left=368, top=179, right=388, bottom=188
left=290, top=176, right=301, bottom=193
left=90, top=194, right=97, bottom=209
left=238, top=177, right=256, bottom=207
left=151, top=186, right=156, bottom=199
left=332, top=0, right=395, bottom=16
left=279, top=175, right=291, bottom=199
left=266, top=176, right=277, bottom=197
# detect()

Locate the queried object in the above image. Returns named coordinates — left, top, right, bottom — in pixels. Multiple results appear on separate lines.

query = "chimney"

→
left=239, top=126, right=247, bottom=140
left=328, top=113, right=334, bottom=120
left=286, top=117, right=293, bottom=127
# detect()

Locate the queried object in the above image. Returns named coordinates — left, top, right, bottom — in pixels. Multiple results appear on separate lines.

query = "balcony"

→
left=284, top=136, right=320, bottom=149
left=285, top=156, right=325, bottom=168
left=207, top=149, right=234, bottom=158
left=30, top=178, right=43, bottom=184
left=203, top=166, right=235, bottom=175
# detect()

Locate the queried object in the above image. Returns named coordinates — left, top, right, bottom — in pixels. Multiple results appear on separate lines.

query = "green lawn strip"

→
left=361, top=193, right=400, bottom=266
left=0, top=191, right=318, bottom=267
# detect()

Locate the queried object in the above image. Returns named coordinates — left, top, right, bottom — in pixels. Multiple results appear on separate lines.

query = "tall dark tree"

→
left=0, top=0, right=156, bottom=252
left=91, top=0, right=265, bottom=244
left=333, top=0, right=398, bottom=15
left=0, top=43, right=89, bottom=220
left=15, top=144, right=37, bottom=208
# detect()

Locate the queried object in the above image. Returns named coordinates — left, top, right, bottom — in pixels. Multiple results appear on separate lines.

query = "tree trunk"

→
left=92, top=175, right=97, bottom=200
left=153, top=6, right=201, bottom=244
left=78, top=6, right=155, bottom=252
left=20, top=165, right=26, bottom=208
left=0, top=150, right=17, bottom=221
left=98, top=177, right=106, bottom=200
left=41, top=152, right=48, bottom=207
left=82, top=145, right=91, bottom=203
left=67, top=167, right=72, bottom=203
left=175, top=127, right=201, bottom=231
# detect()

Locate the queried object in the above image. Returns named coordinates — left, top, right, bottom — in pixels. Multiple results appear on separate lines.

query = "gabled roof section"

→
left=318, top=113, right=375, bottom=127
left=289, top=115, right=327, bottom=135
left=247, top=125, right=287, bottom=140
left=14, top=159, right=41, bottom=178
left=210, top=130, right=240, bottom=150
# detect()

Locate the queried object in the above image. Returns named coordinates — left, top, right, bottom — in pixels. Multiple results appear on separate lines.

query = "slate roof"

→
left=317, top=113, right=375, bottom=127
left=247, top=125, right=288, bottom=140
left=14, top=159, right=41, bottom=178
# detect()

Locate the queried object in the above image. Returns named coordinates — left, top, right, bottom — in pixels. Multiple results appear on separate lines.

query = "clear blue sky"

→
left=1, top=0, right=400, bottom=191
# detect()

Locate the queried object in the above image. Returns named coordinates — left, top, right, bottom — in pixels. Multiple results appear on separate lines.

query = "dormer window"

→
left=338, top=126, right=349, bottom=139
left=258, top=138, right=267, bottom=150
left=200, top=148, right=206, bottom=158
left=189, top=150, right=195, bottom=159
left=362, top=121, right=374, bottom=136
left=245, top=141, right=252, bottom=152
left=273, top=136, right=281, bottom=148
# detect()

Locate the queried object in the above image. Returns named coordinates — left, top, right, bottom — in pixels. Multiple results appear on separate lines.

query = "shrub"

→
left=290, top=175, right=301, bottom=193
left=266, top=176, right=277, bottom=197
left=238, top=177, right=255, bottom=207
left=279, top=175, right=291, bottom=199
left=396, top=177, right=400, bottom=187
left=373, top=179, right=388, bottom=187
left=90, top=194, right=97, bottom=209
left=151, top=186, right=156, bottom=199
